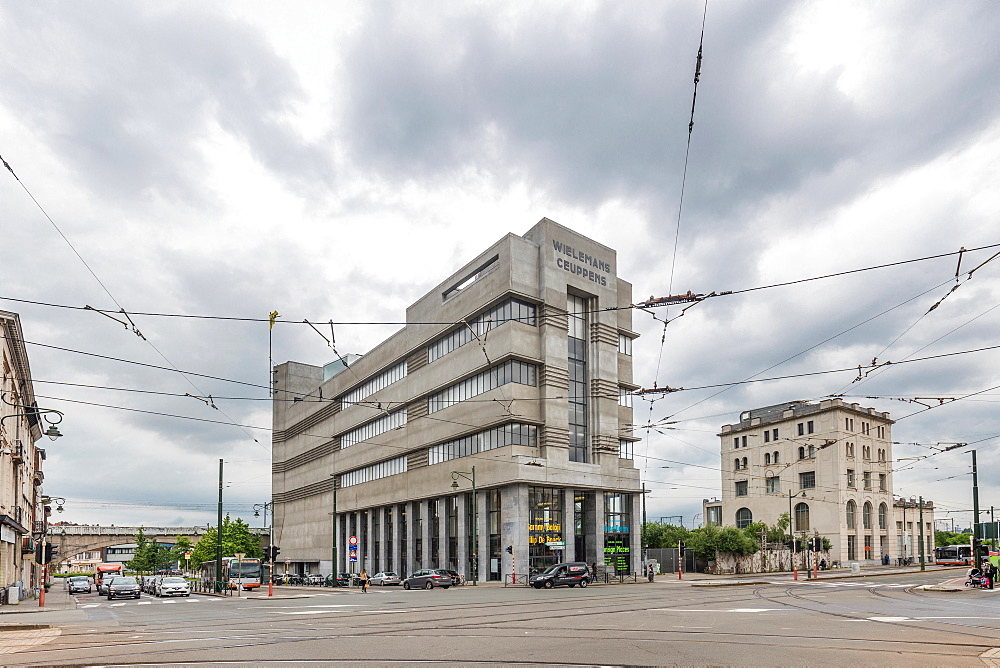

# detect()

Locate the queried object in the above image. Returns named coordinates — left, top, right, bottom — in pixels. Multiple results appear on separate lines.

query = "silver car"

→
left=67, top=576, right=91, bottom=594
left=401, top=569, right=453, bottom=590
left=370, top=571, right=401, bottom=586
left=156, top=576, right=190, bottom=597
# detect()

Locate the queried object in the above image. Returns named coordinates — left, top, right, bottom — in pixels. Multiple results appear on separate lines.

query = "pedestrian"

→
left=359, top=569, right=369, bottom=593
left=819, top=559, right=827, bottom=571
left=647, top=563, right=654, bottom=582
left=983, top=559, right=997, bottom=590
left=591, top=562, right=598, bottom=583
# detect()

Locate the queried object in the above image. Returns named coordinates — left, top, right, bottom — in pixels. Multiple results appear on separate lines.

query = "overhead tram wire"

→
left=644, top=0, right=710, bottom=470
left=2, top=243, right=998, bottom=325
left=0, top=154, right=266, bottom=451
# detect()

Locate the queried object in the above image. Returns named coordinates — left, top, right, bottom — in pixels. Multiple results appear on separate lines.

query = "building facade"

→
left=272, top=219, right=642, bottom=580
left=704, top=398, right=935, bottom=565
left=0, top=310, right=47, bottom=599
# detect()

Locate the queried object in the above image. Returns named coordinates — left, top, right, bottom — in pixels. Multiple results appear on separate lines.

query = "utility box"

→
left=7, top=586, right=19, bottom=604
left=850, top=562, right=860, bottom=574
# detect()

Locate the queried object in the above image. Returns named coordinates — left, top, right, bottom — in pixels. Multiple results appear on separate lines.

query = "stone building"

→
left=704, top=398, right=935, bottom=565
left=271, top=218, right=642, bottom=580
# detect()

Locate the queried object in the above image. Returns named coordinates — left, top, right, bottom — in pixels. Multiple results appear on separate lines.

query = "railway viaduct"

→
left=48, top=525, right=270, bottom=566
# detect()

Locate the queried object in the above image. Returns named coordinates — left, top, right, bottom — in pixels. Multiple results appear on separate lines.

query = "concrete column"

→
left=476, top=486, right=489, bottom=582
left=365, top=509, right=374, bottom=575
left=404, top=502, right=416, bottom=578
left=631, top=492, right=642, bottom=574
left=456, top=492, right=469, bottom=578
left=390, top=505, right=401, bottom=576
left=594, top=490, right=606, bottom=575
left=437, top=497, right=448, bottom=570
left=418, top=499, right=430, bottom=570
left=563, top=488, right=576, bottom=563
left=502, top=484, right=529, bottom=580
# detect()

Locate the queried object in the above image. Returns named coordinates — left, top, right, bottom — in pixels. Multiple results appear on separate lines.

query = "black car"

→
left=528, top=562, right=591, bottom=589
left=108, top=576, right=141, bottom=600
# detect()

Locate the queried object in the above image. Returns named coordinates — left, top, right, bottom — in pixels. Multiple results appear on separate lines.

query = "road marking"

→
left=80, top=604, right=98, bottom=608
left=110, top=603, right=126, bottom=607
left=137, top=601, right=151, bottom=605
left=868, top=616, right=911, bottom=622
left=651, top=608, right=782, bottom=613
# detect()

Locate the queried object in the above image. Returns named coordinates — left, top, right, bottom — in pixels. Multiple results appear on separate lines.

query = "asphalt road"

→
left=2, top=571, right=998, bottom=666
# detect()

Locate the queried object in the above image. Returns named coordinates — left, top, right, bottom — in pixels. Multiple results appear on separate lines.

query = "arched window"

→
left=798, top=446, right=805, bottom=460
left=808, top=445, right=816, bottom=458
left=863, top=445, right=871, bottom=460
left=878, top=503, right=888, bottom=530
left=734, top=458, right=740, bottom=471
left=742, top=457, right=748, bottom=470
left=862, top=501, right=873, bottom=530
left=765, top=452, right=771, bottom=465
left=736, top=507, right=753, bottom=529
left=878, top=449, right=886, bottom=462
left=773, top=451, right=780, bottom=463
left=846, top=442, right=854, bottom=457
left=846, top=500, right=857, bottom=529
left=794, top=502, right=810, bottom=532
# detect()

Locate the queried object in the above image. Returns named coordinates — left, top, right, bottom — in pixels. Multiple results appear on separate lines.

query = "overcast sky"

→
left=1, top=1, right=998, bottom=534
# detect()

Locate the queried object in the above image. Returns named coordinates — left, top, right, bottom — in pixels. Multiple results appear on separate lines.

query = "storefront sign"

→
left=0, top=526, right=14, bottom=544
left=552, top=240, right=614, bottom=287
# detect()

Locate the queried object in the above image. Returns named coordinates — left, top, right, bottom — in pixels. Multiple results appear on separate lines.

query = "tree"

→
left=642, top=522, right=690, bottom=549
left=172, top=536, right=194, bottom=566
left=189, top=515, right=263, bottom=568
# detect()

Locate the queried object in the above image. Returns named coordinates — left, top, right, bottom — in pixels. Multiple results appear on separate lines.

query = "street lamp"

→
left=38, top=496, right=66, bottom=608
left=254, top=501, right=275, bottom=597
left=450, top=467, right=477, bottom=586
left=1, top=393, right=65, bottom=440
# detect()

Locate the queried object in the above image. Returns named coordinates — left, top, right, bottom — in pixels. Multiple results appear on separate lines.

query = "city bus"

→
left=95, top=563, right=124, bottom=589
left=200, top=557, right=263, bottom=590
left=933, top=545, right=973, bottom=566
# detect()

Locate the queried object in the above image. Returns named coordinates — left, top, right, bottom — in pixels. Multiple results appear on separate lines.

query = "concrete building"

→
left=0, top=310, right=48, bottom=600
left=704, top=398, right=935, bottom=565
left=272, top=218, right=642, bottom=580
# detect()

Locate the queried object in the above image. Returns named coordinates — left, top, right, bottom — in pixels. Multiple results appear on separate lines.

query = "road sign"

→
left=349, top=536, right=358, bottom=546
left=184, top=552, right=191, bottom=559
left=546, top=541, right=565, bottom=548
left=349, top=554, right=358, bottom=562
left=349, top=544, right=358, bottom=551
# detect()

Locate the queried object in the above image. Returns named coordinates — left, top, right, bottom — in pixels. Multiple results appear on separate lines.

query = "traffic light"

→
left=504, top=545, right=512, bottom=554
left=784, top=539, right=795, bottom=551
left=36, top=543, right=56, bottom=564
left=45, top=544, right=56, bottom=564
left=268, top=545, right=280, bottom=562
left=678, top=540, right=686, bottom=556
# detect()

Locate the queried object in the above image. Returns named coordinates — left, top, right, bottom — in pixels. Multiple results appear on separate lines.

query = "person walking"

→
left=359, top=569, right=369, bottom=593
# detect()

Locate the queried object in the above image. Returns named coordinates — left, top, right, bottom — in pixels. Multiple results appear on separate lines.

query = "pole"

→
left=330, top=474, right=338, bottom=583
left=216, top=459, right=224, bottom=591
left=789, top=491, right=798, bottom=581
left=641, top=483, right=647, bottom=576
left=268, top=505, right=274, bottom=597
left=471, top=466, right=477, bottom=586
left=38, top=533, right=46, bottom=608
left=919, top=496, right=926, bottom=571
left=972, top=450, right=981, bottom=564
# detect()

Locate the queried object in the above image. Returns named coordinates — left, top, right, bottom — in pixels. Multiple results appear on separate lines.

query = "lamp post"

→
left=788, top=490, right=806, bottom=580
left=254, top=501, right=274, bottom=596
left=450, top=467, right=477, bottom=586
left=38, top=496, right=65, bottom=608
left=1, top=393, right=65, bottom=441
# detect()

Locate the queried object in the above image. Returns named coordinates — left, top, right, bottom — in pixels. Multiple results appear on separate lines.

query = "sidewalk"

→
left=0, top=584, right=75, bottom=615
left=662, top=563, right=968, bottom=586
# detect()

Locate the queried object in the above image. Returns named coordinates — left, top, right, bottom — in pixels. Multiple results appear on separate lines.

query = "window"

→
left=618, top=439, right=633, bottom=459
left=807, top=420, right=814, bottom=434
left=341, top=456, right=408, bottom=488
left=766, top=476, right=780, bottom=494
left=427, top=360, right=537, bottom=413
left=799, top=471, right=816, bottom=489
left=846, top=500, right=857, bottom=529
left=772, top=428, right=779, bottom=441
left=847, top=469, right=855, bottom=487
left=618, top=387, right=632, bottom=408
left=847, top=534, right=857, bottom=560
left=764, top=430, right=770, bottom=443
left=733, top=437, right=739, bottom=449
left=863, top=471, right=871, bottom=489
left=798, top=446, right=806, bottom=460
left=741, top=435, right=747, bottom=448
left=896, top=521, right=903, bottom=531
left=877, top=425, right=885, bottom=439
left=808, top=445, right=816, bottom=458
left=741, top=457, right=748, bottom=470
left=341, top=362, right=406, bottom=406
left=428, top=423, right=538, bottom=465
left=863, top=502, right=873, bottom=530
left=734, top=458, right=741, bottom=471
left=846, top=442, right=854, bottom=457
left=428, top=297, right=536, bottom=362
left=794, top=502, right=810, bottom=532
left=878, top=503, right=888, bottom=530
left=846, top=417, right=854, bottom=431
left=878, top=448, right=886, bottom=463
left=878, top=473, right=887, bottom=492
left=797, top=423, right=804, bottom=436
left=736, top=508, right=753, bottom=529
left=764, top=452, right=771, bottom=465
left=773, top=450, right=780, bottom=464
left=568, top=294, right=589, bottom=464
left=617, top=333, right=633, bottom=355
left=735, top=480, right=748, bottom=496
left=341, top=408, right=407, bottom=448
left=861, top=422, right=870, bottom=435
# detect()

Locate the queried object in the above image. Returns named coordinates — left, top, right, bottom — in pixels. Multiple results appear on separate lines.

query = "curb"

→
left=0, top=623, right=50, bottom=630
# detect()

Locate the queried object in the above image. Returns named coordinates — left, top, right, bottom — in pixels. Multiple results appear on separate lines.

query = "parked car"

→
left=369, top=571, right=400, bottom=586
left=528, top=562, right=591, bottom=589
left=67, top=576, right=91, bottom=594
left=99, top=575, right=123, bottom=596
left=305, top=574, right=325, bottom=585
left=442, top=569, right=465, bottom=585
left=155, top=576, right=190, bottom=597
left=141, top=575, right=157, bottom=594
left=108, top=576, right=141, bottom=600
left=324, top=572, right=351, bottom=587
left=402, top=569, right=453, bottom=590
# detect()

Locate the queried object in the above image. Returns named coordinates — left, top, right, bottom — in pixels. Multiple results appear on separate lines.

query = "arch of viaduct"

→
left=48, top=526, right=270, bottom=565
